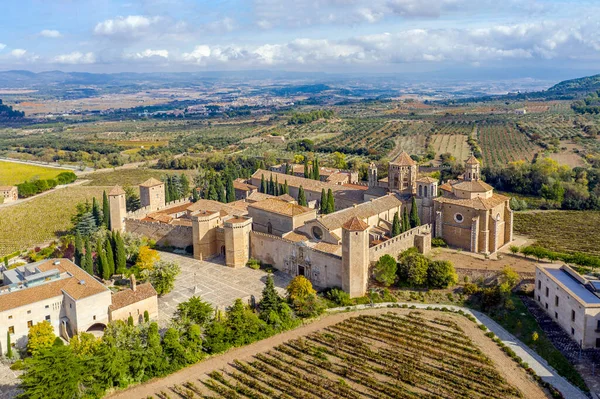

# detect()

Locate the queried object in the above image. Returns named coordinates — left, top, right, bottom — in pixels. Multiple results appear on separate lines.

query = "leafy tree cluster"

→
left=397, top=248, right=458, bottom=289
left=259, top=174, right=289, bottom=196
left=288, top=109, right=334, bottom=125
left=0, top=99, right=25, bottom=119
left=518, top=245, right=600, bottom=268
left=16, top=171, right=77, bottom=198
left=572, top=90, right=600, bottom=114
left=163, top=173, right=190, bottom=203
left=72, top=192, right=111, bottom=237
left=319, top=188, right=335, bottom=214
left=484, top=158, right=600, bottom=210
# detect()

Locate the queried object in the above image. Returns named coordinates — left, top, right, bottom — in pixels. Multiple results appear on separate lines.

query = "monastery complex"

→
left=109, top=152, right=513, bottom=298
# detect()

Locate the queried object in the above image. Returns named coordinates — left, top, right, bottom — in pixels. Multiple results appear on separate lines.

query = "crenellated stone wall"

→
left=368, top=224, right=432, bottom=262
left=125, top=199, right=191, bottom=220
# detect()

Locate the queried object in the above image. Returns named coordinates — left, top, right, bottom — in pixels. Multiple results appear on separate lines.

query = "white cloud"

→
left=52, top=52, right=96, bottom=64
left=94, top=15, right=162, bottom=38
left=0, top=43, right=5, bottom=51
left=10, top=49, right=28, bottom=58
left=125, top=49, right=169, bottom=59
left=40, top=29, right=62, bottom=38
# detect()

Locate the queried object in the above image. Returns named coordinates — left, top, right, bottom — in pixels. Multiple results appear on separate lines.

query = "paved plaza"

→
left=0, top=361, right=21, bottom=399
left=156, top=252, right=293, bottom=327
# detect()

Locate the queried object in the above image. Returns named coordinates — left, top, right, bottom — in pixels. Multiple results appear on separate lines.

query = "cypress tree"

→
left=260, top=174, right=266, bottom=193
left=327, top=188, right=335, bottom=214
left=402, top=206, right=410, bottom=233
left=313, top=157, right=320, bottom=180
left=83, top=238, right=93, bottom=276
left=164, top=178, right=172, bottom=203
left=207, top=182, right=218, bottom=201
left=74, top=232, right=83, bottom=266
left=7, top=331, right=12, bottom=358
left=410, top=196, right=420, bottom=228
left=320, top=189, right=327, bottom=213
left=274, top=176, right=279, bottom=196
left=392, top=212, right=401, bottom=237
left=226, top=177, right=235, bottom=203
left=284, top=180, right=289, bottom=194
left=298, top=185, right=307, bottom=206
left=303, top=159, right=309, bottom=178
left=269, top=175, right=274, bottom=195
left=99, top=247, right=110, bottom=280
left=91, top=197, right=103, bottom=227
left=102, top=191, right=110, bottom=229
left=115, top=231, right=127, bottom=275
left=216, top=178, right=226, bottom=203
left=258, top=275, right=282, bottom=321
left=192, top=187, right=199, bottom=202
left=105, top=235, right=115, bottom=277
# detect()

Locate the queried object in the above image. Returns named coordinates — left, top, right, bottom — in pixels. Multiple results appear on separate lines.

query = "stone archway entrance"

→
left=86, top=323, right=107, bottom=338
left=220, top=245, right=226, bottom=257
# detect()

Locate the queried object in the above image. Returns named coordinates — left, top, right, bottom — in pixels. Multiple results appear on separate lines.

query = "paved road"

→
left=328, top=302, right=589, bottom=399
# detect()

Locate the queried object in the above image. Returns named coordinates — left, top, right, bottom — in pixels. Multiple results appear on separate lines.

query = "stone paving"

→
left=0, top=361, right=21, bottom=399
left=156, top=252, right=293, bottom=327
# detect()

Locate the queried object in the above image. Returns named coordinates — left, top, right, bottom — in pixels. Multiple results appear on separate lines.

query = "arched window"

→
left=418, top=185, right=422, bottom=197
left=424, top=185, right=428, bottom=198
left=267, top=222, right=273, bottom=234
left=312, top=226, right=323, bottom=240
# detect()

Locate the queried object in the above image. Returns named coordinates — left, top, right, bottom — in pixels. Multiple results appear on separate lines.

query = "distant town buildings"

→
left=0, top=186, right=18, bottom=203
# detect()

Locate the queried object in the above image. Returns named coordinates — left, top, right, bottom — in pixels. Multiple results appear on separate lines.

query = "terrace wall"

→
left=126, top=199, right=190, bottom=219
left=125, top=219, right=193, bottom=248
left=369, top=224, right=431, bottom=262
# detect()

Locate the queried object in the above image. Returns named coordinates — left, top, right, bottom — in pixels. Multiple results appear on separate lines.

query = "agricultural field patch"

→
left=147, top=310, right=546, bottom=399
left=0, top=160, right=68, bottom=186
left=547, top=143, right=586, bottom=168
left=514, top=210, right=600, bottom=256
left=430, top=134, right=470, bottom=162
left=82, top=168, right=192, bottom=187
left=477, top=123, right=539, bottom=166
left=0, top=185, right=109, bottom=256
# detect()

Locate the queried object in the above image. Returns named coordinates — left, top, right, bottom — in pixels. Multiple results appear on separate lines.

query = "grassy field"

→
left=0, top=186, right=109, bottom=256
left=431, top=134, right=470, bottom=162
left=514, top=210, right=600, bottom=256
left=0, top=160, right=66, bottom=185
left=151, top=311, right=536, bottom=399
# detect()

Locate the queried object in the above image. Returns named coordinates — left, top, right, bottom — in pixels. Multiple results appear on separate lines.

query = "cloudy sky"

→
left=0, top=0, right=598, bottom=76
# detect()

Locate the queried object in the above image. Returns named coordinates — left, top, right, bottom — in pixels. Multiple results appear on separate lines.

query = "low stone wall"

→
left=369, top=224, right=432, bottom=262
left=126, top=198, right=191, bottom=219
left=125, top=219, right=193, bottom=248
left=455, top=267, right=535, bottom=285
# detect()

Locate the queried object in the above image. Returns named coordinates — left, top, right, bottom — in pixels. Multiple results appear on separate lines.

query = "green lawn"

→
left=0, top=160, right=66, bottom=186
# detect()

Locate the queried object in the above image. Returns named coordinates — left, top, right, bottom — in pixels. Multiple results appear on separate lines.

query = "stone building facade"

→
left=0, top=186, right=18, bottom=203
left=139, top=178, right=166, bottom=211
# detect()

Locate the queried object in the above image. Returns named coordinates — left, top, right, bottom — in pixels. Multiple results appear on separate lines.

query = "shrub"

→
left=286, top=275, right=316, bottom=302
left=509, top=245, right=520, bottom=254
left=398, top=248, right=429, bottom=287
left=463, top=283, right=481, bottom=295
left=427, top=260, right=458, bottom=288
left=325, top=288, right=352, bottom=306
left=246, top=258, right=261, bottom=270
left=149, top=260, right=181, bottom=296
left=373, top=254, right=397, bottom=286
left=431, top=237, right=448, bottom=247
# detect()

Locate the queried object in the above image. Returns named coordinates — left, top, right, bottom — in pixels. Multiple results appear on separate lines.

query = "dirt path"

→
left=108, top=308, right=548, bottom=399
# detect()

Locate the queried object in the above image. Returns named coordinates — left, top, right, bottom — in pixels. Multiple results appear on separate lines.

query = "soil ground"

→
left=107, top=308, right=549, bottom=399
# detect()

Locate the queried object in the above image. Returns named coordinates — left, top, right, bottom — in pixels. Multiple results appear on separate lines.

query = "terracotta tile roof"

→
left=282, top=231, right=310, bottom=242
left=277, top=194, right=296, bottom=202
left=325, top=173, right=350, bottom=185
left=246, top=192, right=275, bottom=203
left=342, top=216, right=370, bottom=231
left=0, top=259, right=108, bottom=312
left=435, top=192, right=509, bottom=210
left=108, top=185, right=126, bottom=196
left=187, top=199, right=248, bottom=216
left=342, top=183, right=368, bottom=191
left=248, top=198, right=315, bottom=217
left=439, top=183, right=453, bottom=192
left=390, top=151, right=417, bottom=166
left=320, top=193, right=403, bottom=231
left=161, top=202, right=194, bottom=215
left=140, top=178, right=163, bottom=187
left=233, top=180, right=257, bottom=192
left=452, top=180, right=493, bottom=193
left=109, top=283, right=157, bottom=311
left=313, top=242, right=342, bottom=254
left=416, top=177, right=438, bottom=183
left=146, top=212, right=173, bottom=223
left=465, top=155, right=480, bottom=165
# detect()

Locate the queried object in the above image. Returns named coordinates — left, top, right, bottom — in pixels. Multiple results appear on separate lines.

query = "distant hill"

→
left=546, top=74, right=600, bottom=95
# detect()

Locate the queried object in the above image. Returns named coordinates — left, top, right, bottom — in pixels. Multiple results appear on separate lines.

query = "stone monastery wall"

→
left=125, top=219, right=193, bottom=248
left=369, top=224, right=431, bottom=262
left=126, top=199, right=190, bottom=220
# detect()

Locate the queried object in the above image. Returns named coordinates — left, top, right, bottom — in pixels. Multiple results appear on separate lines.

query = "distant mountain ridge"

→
left=547, top=74, right=600, bottom=95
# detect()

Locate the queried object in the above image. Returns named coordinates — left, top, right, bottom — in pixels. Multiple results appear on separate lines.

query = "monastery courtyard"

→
left=156, top=252, right=293, bottom=327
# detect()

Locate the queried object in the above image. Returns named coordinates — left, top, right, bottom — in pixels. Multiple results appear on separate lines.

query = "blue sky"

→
left=0, top=0, right=598, bottom=75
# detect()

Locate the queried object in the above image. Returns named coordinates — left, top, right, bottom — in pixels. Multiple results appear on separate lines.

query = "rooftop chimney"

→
left=130, top=274, right=137, bottom=292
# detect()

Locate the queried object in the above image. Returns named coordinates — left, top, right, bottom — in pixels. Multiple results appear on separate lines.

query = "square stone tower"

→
left=341, top=216, right=370, bottom=298
left=388, top=151, right=417, bottom=194
left=139, top=178, right=165, bottom=211
left=223, top=216, right=252, bottom=268
left=108, top=185, right=127, bottom=232
left=191, top=210, right=221, bottom=260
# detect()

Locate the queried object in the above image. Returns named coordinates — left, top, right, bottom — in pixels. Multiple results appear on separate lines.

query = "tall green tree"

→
left=313, top=157, right=320, bottom=180
left=180, top=173, right=190, bottom=197
left=207, top=182, right=218, bottom=201
left=283, top=180, right=289, bottom=194
left=216, top=178, right=226, bottom=203
left=326, top=189, right=335, bottom=214
left=102, top=191, right=110, bottom=229
left=402, top=206, right=410, bottom=232
left=225, top=177, right=235, bottom=203
left=269, top=175, right=274, bottom=195
left=83, top=238, right=93, bottom=275
left=104, top=235, right=115, bottom=278
left=74, top=232, right=83, bottom=266
left=114, top=231, right=127, bottom=275
left=303, top=158, right=310, bottom=178
left=19, top=344, right=84, bottom=399
left=297, top=185, right=307, bottom=206
left=320, top=189, right=327, bottom=213
left=6, top=331, right=12, bottom=358
left=392, top=212, right=401, bottom=237
left=260, top=174, right=266, bottom=193
left=409, top=196, right=420, bottom=228
left=92, top=197, right=103, bottom=227
left=258, top=275, right=282, bottom=319
left=274, top=176, right=279, bottom=196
